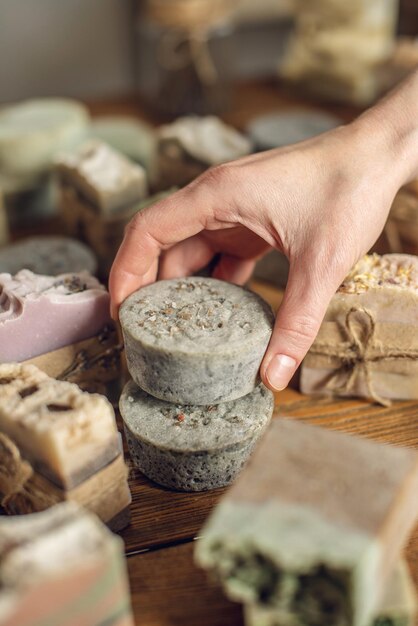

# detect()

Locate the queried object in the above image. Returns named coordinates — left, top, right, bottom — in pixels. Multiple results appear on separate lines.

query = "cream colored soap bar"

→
left=56, top=139, right=148, bottom=213
left=0, top=503, right=134, bottom=626
left=300, top=254, right=418, bottom=404
left=196, top=419, right=418, bottom=626
left=0, top=364, right=119, bottom=489
left=244, top=559, right=417, bottom=626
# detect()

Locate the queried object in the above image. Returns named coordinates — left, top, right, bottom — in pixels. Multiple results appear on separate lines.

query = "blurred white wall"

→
left=0, top=0, right=135, bottom=104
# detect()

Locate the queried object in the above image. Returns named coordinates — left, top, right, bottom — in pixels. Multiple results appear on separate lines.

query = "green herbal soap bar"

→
left=120, top=277, right=274, bottom=405
left=120, top=380, right=273, bottom=492
left=195, top=419, right=418, bottom=626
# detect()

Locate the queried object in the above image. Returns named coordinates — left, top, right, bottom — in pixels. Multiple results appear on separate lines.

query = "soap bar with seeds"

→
left=195, top=419, right=418, bottom=626
left=0, top=503, right=134, bottom=626
left=0, top=364, right=119, bottom=489
left=300, top=254, right=418, bottom=403
left=120, top=380, right=273, bottom=492
left=119, top=277, right=274, bottom=405
left=56, top=139, right=148, bottom=213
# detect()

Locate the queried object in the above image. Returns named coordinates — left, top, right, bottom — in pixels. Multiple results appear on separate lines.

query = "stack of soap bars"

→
left=0, top=503, right=134, bottom=626
left=57, top=139, right=148, bottom=275
left=0, top=363, right=131, bottom=530
left=119, top=277, right=275, bottom=492
left=196, top=419, right=418, bottom=626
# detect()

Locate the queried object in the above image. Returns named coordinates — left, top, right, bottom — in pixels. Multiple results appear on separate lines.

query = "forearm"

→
left=353, top=68, right=418, bottom=187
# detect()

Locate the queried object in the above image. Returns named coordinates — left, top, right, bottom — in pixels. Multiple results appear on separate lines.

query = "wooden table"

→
left=119, top=280, right=418, bottom=626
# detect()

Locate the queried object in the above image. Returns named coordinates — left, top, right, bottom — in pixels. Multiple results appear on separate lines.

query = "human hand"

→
left=110, top=94, right=418, bottom=392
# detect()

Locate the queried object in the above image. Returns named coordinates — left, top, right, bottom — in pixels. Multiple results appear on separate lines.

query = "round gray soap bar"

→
left=0, top=236, right=97, bottom=275
left=119, top=277, right=274, bottom=405
left=247, top=110, right=342, bottom=150
left=120, top=379, right=274, bottom=491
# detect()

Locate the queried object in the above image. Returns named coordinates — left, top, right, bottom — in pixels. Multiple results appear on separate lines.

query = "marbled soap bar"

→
left=56, top=139, right=148, bottom=213
left=120, top=380, right=273, bottom=492
left=155, top=116, right=252, bottom=189
left=0, top=236, right=97, bottom=275
left=0, top=503, right=134, bottom=626
left=244, top=560, right=417, bottom=626
left=195, top=419, right=418, bottom=626
left=120, top=277, right=274, bottom=404
left=0, top=269, right=111, bottom=362
left=0, top=433, right=131, bottom=532
left=0, top=364, right=119, bottom=489
left=300, top=254, right=418, bottom=404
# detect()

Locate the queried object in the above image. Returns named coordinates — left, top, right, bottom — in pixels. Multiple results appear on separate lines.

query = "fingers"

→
left=158, top=235, right=214, bottom=280
left=260, top=258, right=344, bottom=391
left=212, top=254, right=256, bottom=285
left=109, top=186, right=213, bottom=314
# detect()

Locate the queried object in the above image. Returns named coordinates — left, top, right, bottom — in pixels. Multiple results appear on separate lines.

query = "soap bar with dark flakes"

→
left=195, top=419, right=418, bottom=626
left=120, top=277, right=274, bottom=405
left=120, top=380, right=274, bottom=492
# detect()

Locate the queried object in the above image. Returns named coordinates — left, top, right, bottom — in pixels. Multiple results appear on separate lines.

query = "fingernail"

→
left=266, top=355, right=297, bottom=391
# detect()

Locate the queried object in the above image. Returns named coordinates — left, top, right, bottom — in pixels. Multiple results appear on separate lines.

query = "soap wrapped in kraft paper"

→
left=300, top=254, right=418, bottom=405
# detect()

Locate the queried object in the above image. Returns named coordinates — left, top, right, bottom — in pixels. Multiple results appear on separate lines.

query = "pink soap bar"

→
left=0, top=270, right=111, bottom=362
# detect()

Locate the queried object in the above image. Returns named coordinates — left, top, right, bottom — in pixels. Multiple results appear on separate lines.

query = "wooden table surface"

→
left=119, top=280, right=418, bottom=626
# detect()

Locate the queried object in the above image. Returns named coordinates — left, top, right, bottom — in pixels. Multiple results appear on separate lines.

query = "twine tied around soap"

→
left=146, top=0, right=236, bottom=84
left=0, top=433, right=33, bottom=508
left=309, top=307, right=418, bottom=407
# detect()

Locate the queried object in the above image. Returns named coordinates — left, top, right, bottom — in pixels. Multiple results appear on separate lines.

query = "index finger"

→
left=109, top=185, right=214, bottom=314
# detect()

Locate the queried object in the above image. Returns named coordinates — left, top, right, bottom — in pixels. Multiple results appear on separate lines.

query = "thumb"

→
left=260, top=259, right=342, bottom=392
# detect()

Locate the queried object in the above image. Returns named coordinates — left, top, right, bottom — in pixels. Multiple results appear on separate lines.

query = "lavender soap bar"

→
left=0, top=270, right=111, bottom=362
left=120, top=380, right=273, bottom=491
left=119, top=277, right=274, bottom=405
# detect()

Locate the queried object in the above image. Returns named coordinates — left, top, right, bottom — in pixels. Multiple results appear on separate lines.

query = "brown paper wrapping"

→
left=301, top=306, right=418, bottom=405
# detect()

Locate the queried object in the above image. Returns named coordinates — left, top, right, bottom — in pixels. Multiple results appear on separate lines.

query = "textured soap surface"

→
left=0, top=503, right=134, bottom=626
left=56, top=139, right=148, bottom=212
left=301, top=254, right=418, bottom=403
left=0, top=235, right=97, bottom=275
left=196, top=419, right=418, bottom=626
left=0, top=363, right=119, bottom=489
left=120, top=277, right=274, bottom=404
left=0, top=269, right=111, bottom=362
left=120, top=380, right=274, bottom=491
left=158, top=116, right=252, bottom=165
left=244, top=559, right=417, bottom=626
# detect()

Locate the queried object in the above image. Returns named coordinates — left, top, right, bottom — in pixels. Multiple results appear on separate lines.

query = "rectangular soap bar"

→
left=195, top=419, right=418, bottom=626
left=0, top=431, right=131, bottom=531
left=56, top=139, right=148, bottom=213
left=0, top=503, right=134, bottom=626
left=0, top=363, right=119, bottom=489
left=300, top=254, right=418, bottom=404
left=244, top=559, right=417, bottom=626
left=0, top=269, right=112, bottom=362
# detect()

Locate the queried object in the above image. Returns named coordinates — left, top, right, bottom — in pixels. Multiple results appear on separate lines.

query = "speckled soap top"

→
left=339, top=254, right=418, bottom=295
left=120, top=381, right=273, bottom=453
left=119, top=277, right=274, bottom=353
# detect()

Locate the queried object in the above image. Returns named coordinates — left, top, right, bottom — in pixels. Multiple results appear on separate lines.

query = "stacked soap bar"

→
left=0, top=364, right=131, bottom=530
left=281, top=0, right=398, bottom=105
left=119, top=277, right=274, bottom=491
left=57, top=139, right=148, bottom=275
left=196, top=419, right=418, bottom=626
left=154, top=116, right=252, bottom=190
left=300, top=253, right=418, bottom=404
left=0, top=269, right=121, bottom=393
left=0, top=503, right=134, bottom=626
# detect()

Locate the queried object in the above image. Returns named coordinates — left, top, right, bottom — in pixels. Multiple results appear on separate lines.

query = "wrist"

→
left=352, top=69, right=418, bottom=187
